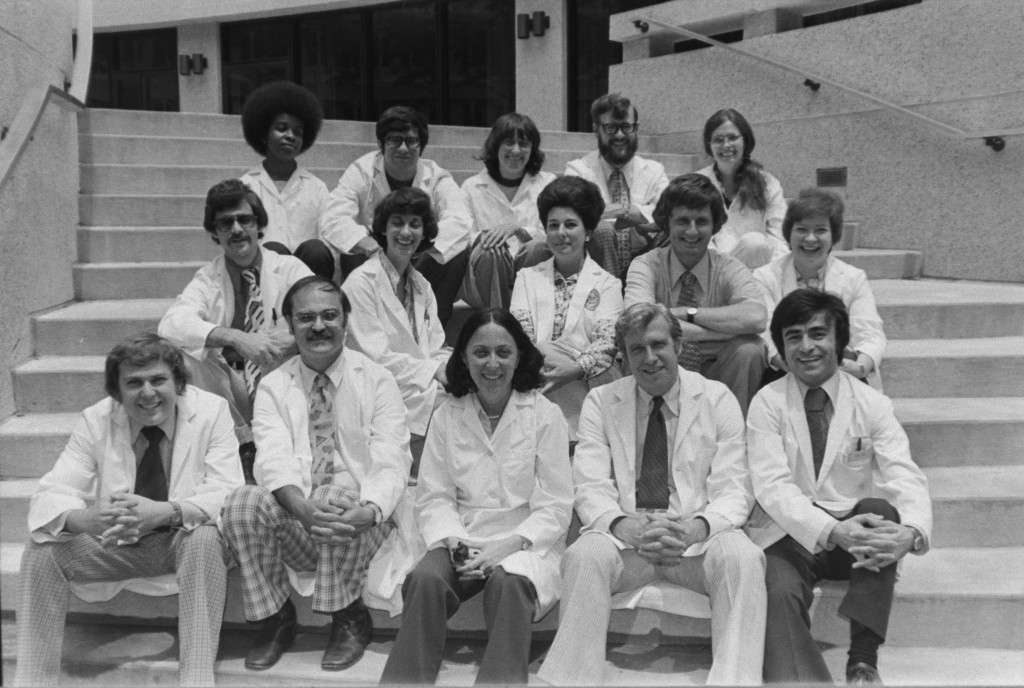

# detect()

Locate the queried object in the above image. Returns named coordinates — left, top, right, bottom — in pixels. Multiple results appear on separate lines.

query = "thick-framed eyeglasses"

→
left=384, top=135, right=421, bottom=149
left=599, top=122, right=638, bottom=135
left=710, top=133, right=743, bottom=147
left=213, top=213, right=258, bottom=233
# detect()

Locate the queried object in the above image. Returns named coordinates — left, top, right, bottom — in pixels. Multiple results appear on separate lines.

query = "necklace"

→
left=485, top=412, right=502, bottom=420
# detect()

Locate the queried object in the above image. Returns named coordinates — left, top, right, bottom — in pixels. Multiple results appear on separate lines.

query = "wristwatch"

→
left=686, top=307, right=698, bottom=324
left=909, top=526, right=925, bottom=552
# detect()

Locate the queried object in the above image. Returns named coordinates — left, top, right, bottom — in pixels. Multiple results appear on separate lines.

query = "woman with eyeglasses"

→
left=239, top=81, right=335, bottom=279
left=340, top=187, right=451, bottom=473
left=460, top=113, right=557, bottom=311
left=697, top=108, right=788, bottom=270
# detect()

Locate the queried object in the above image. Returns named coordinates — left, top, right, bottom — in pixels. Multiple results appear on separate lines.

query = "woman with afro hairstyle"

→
left=696, top=108, right=788, bottom=270
left=239, top=81, right=336, bottom=279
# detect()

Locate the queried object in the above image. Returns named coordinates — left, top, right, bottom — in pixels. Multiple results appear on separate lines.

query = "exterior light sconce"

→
left=984, top=136, right=1005, bottom=152
left=178, top=53, right=208, bottom=76
left=517, top=11, right=550, bottom=39
left=803, top=78, right=821, bottom=91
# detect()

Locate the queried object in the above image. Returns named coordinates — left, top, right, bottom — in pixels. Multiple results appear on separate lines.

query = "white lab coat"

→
left=240, top=165, right=330, bottom=251
left=696, top=164, right=788, bottom=257
left=415, top=391, right=572, bottom=618
left=461, top=169, right=556, bottom=255
left=565, top=151, right=668, bottom=223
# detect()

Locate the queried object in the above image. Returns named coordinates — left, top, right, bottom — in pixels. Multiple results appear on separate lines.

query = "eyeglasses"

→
left=384, top=135, right=421, bottom=149
left=292, top=309, right=343, bottom=326
left=213, top=213, right=257, bottom=233
left=599, top=122, right=638, bottom=135
left=710, top=134, right=742, bottom=147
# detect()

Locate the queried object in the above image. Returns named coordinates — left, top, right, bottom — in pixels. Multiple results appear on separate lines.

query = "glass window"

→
left=298, top=13, right=367, bottom=121
left=221, top=20, right=294, bottom=115
left=372, top=3, right=439, bottom=121
left=446, top=0, right=515, bottom=126
left=87, top=29, right=179, bottom=111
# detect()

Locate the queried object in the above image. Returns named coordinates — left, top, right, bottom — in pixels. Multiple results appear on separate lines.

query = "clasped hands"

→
left=829, top=513, right=916, bottom=572
left=614, top=513, right=708, bottom=567
left=299, top=497, right=377, bottom=547
left=72, top=491, right=171, bottom=546
left=449, top=535, right=526, bottom=582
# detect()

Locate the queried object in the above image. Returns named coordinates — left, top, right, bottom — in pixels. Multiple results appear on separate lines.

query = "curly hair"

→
left=478, top=112, right=546, bottom=179
left=241, top=81, right=324, bottom=157
left=202, top=179, right=268, bottom=243
left=536, top=176, right=605, bottom=232
left=590, top=92, right=637, bottom=126
left=445, top=309, right=544, bottom=397
left=370, top=187, right=438, bottom=254
left=652, top=173, right=727, bottom=236
left=702, top=108, right=769, bottom=212
left=782, top=187, right=845, bottom=245
left=105, top=332, right=189, bottom=401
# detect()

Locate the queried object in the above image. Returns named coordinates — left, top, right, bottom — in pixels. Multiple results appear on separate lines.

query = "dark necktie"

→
left=135, top=426, right=168, bottom=502
left=675, top=271, right=703, bottom=372
left=242, top=268, right=265, bottom=404
left=804, top=387, right=829, bottom=479
left=636, top=396, right=669, bottom=510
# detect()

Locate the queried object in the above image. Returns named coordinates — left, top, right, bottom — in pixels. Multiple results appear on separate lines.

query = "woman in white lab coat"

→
left=380, top=309, right=572, bottom=686
left=511, top=176, right=623, bottom=440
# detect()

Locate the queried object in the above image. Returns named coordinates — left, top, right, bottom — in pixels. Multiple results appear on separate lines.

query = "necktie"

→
left=636, top=396, right=669, bottom=510
left=675, top=271, right=703, bottom=372
left=135, top=426, right=168, bottom=502
left=397, top=273, right=418, bottom=344
left=804, top=387, right=829, bottom=479
left=308, top=373, right=338, bottom=489
left=242, top=268, right=265, bottom=404
left=608, top=169, right=632, bottom=275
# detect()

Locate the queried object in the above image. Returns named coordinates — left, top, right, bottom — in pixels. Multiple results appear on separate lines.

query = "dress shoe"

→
left=321, top=599, right=373, bottom=671
left=239, top=441, right=257, bottom=485
left=245, top=598, right=297, bottom=670
left=847, top=662, right=883, bottom=685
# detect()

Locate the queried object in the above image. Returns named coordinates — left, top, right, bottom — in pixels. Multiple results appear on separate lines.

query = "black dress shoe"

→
left=847, top=662, right=883, bottom=685
left=245, top=598, right=297, bottom=670
left=321, top=600, right=373, bottom=671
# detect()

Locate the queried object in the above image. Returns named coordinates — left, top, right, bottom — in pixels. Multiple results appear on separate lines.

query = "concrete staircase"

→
left=2, top=108, right=1023, bottom=683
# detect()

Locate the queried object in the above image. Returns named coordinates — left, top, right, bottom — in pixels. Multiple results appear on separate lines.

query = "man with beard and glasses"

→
left=160, top=179, right=313, bottom=480
left=221, top=276, right=413, bottom=674
left=565, top=93, right=669, bottom=281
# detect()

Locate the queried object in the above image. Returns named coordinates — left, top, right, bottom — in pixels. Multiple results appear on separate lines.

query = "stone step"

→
left=11, top=356, right=109, bottom=413
left=872, top=279, right=1024, bottom=339
left=1, top=540, right=1020, bottom=650
left=73, top=262, right=204, bottom=300
left=78, top=227, right=220, bottom=264
left=33, top=299, right=171, bottom=356
left=832, top=248, right=922, bottom=279
left=0, top=413, right=78, bottom=478
left=882, top=337, right=1024, bottom=398
left=893, top=397, right=1024, bottom=467
left=79, top=136, right=696, bottom=179
left=78, top=108, right=616, bottom=152
left=4, top=465, right=1019, bottom=546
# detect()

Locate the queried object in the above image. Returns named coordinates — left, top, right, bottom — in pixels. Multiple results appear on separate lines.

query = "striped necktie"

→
left=241, top=268, right=264, bottom=404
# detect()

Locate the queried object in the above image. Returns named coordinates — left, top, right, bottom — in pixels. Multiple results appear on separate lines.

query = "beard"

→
left=598, top=135, right=639, bottom=167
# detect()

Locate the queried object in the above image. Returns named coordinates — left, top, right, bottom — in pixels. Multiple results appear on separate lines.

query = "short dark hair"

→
left=536, top=176, right=606, bottom=232
left=614, top=303, right=682, bottom=353
left=445, top=309, right=544, bottom=397
left=480, top=112, right=545, bottom=179
left=652, top=173, right=727, bottom=235
left=375, top=106, right=429, bottom=152
left=202, top=179, right=269, bottom=242
left=370, top=187, right=438, bottom=254
left=782, top=188, right=845, bottom=245
left=282, top=275, right=351, bottom=324
left=770, top=289, right=850, bottom=365
left=105, top=332, right=189, bottom=402
left=240, top=81, right=324, bottom=157
left=590, top=93, right=637, bottom=125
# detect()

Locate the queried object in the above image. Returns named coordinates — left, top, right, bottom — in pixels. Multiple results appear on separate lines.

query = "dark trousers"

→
left=763, top=498, right=900, bottom=683
left=263, top=239, right=336, bottom=280
left=380, top=548, right=537, bottom=685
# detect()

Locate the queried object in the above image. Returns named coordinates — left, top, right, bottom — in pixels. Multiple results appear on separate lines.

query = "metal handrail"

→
left=0, top=0, right=91, bottom=193
left=632, top=16, right=1013, bottom=150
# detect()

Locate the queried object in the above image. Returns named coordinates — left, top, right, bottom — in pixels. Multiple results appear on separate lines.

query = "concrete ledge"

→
left=882, top=337, right=1024, bottom=398
left=73, top=262, right=204, bottom=300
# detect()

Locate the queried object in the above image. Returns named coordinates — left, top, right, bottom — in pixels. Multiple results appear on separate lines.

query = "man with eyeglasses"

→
left=320, top=106, right=472, bottom=326
left=221, top=275, right=412, bottom=673
left=565, top=93, right=669, bottom=281
left=160, top=179, right=313, bottom=480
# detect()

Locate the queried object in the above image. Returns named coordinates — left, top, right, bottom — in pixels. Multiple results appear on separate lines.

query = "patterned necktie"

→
left=135, top=426, right=168, bottom=502
left=608, top=168, right=632, bottom=275
left=242, top=268, right=265, bottom=404
left=675, top=271, right=703, bottom=372
left=804, top=387, right=829, bottom=479
left=397, top=273, right=418, bottom=344
left=636, top=396, right=669, bottom=510
left=308, top=373, right=338, bottom=489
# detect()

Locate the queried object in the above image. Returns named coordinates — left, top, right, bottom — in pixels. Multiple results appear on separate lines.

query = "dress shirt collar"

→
left=668, top=247, right=711, bottom=293
left=598, top=153, right=635, bottom=184
left=128, top=407, right=178, bottom=446
left=377, top=250, right=422, bottom=297
left=794, top=369, right=842, bottom=403
left=299, top=349, right=346, bottom=395
left=636, top=377, right=680, bottom=419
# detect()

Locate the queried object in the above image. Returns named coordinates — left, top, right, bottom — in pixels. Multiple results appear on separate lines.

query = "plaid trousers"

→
left=15, top=524, right=230, bottom=687
left=221, top=484, right=393, bottom=621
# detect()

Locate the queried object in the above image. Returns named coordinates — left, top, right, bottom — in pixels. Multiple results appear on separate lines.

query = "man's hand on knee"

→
left=849, top=521, right=916, bottom=571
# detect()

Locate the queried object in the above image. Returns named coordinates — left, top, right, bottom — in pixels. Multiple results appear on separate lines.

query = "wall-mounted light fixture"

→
left=178, top=53, right=208, bottom=76
left=516, top=11, right=550, bottom=39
